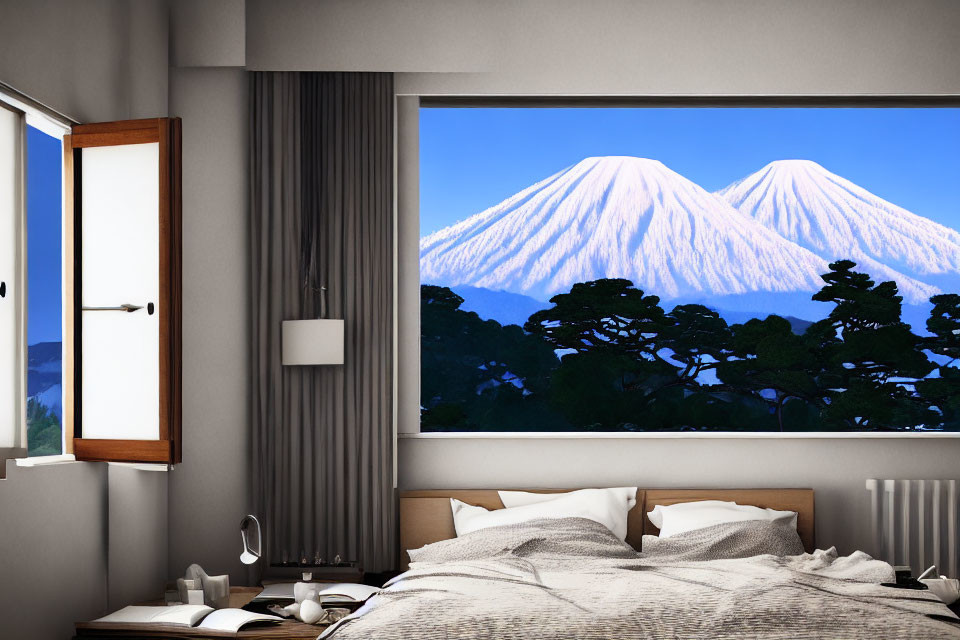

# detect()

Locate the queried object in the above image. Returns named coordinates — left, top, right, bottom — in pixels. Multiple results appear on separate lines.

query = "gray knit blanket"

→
left=321, top=517, right=960, bottom=640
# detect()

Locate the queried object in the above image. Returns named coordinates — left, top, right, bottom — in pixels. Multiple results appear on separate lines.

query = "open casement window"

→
left=69, top=118, right=182, bottom=464
left=0, top=102, right=26, bottom=470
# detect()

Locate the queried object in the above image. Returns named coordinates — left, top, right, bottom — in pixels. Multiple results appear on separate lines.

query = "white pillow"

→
left=498, top=487, right=638, bottom=510
left=451, top=488, right=635, bottom=541
left=647, top=500, right=798, bottom=538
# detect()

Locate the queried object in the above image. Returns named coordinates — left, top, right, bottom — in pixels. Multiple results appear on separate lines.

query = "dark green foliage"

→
left=420, top=285, right=565, bottom=431
left=809, top=261, right=936, bottom=430
left=717, top=315, right=830, bottom=431
left=917, top=294, right=960, bottom=429
left=926, top=293, right=960, bottom=361
left=27, top=399, right=62, bottom=456
left=421, top=261, right=960, bottom=432
left=525, top=279, right=669, bottom=358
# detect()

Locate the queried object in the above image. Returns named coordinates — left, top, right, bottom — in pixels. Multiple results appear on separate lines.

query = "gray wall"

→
left=0, top=2, right=170, bottom=638
left=167, top=65, right=250, bottom=586
left=171, top=0, right=246, bottom=68
left=0, top=461, right=108, bottom=640
left=248, top=0, right=960, bottom=95
left=108, top=465, right=169, bottom=610
left=0, top=0, right=169, bottom=123
left=246, top=0, right=960, bottom=559
left=2, top=9, right=959, bottom=640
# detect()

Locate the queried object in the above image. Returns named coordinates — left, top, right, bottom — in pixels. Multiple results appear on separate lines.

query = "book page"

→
left=316, top=583, right=380, bottom=602
left=197, top=609, right=283, bottom=632
left=253, top=582, right=296, bottom=600
left=95, top=605, right=212, bottom=626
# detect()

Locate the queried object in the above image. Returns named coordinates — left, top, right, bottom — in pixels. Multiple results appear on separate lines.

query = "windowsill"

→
left=15, top=453, right=77, bottom=466
left=106, top=461, right=172, bottom=472
left=0, top=455, right=170, bottom=481
left=399, top=431, right=960, bottom=439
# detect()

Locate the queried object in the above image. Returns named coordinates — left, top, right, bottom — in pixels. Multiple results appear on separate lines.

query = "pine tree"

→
left=420, top=285, right=561, bottom=431
left=716, top=315, right=831, bottom=431
left=917, top=294, right=960, bottom=430
left=808, top=261, right=935, bottom=430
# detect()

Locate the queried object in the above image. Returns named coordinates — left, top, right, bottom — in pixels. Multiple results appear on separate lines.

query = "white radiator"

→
left=866, top=479, right=959, bottom=578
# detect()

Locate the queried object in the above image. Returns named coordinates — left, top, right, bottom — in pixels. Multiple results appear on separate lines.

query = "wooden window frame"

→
left=70, top=117, right=182, bottom=464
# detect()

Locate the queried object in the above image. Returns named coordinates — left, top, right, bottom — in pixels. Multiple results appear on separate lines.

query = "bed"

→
left=321, top=488, right=960, bottom=639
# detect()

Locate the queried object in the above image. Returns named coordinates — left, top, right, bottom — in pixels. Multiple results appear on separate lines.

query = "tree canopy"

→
left=421, top=261, right=957, bottom=432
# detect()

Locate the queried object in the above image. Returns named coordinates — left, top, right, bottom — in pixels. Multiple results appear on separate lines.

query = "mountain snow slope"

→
left=718, top=160, right=960, bottom=303
left=420, top=157, right=829, bottom=302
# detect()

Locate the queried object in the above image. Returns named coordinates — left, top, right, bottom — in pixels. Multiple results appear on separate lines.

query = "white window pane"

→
left=81, top=142, right=160, bottom=440
left=0, top=108, right=19, bottom=448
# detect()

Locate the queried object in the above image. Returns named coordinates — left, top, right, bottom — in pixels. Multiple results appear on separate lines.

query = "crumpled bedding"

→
left=321, top=517, right=960, bottom=640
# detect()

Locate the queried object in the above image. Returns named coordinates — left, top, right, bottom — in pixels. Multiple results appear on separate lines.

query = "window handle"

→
left=82, top=302, right=155, bottom=314
left=0, top=281, right=5, bottom=298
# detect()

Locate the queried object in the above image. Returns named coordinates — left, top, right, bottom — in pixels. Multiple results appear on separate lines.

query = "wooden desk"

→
left=75, top=587, right=327, bottom=640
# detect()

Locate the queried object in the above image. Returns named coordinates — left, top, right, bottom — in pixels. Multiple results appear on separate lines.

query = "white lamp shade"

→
left=282, top=319, right=345, bottom=365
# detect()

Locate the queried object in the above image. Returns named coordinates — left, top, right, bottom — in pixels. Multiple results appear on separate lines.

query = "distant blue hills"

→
left=27, top=341, right=62, bottom=422
left=448, top=285, right=933, bottom=336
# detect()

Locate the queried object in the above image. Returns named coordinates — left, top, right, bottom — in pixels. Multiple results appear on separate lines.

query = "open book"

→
left=95, top=605, right=282, bottom=632
left=313, top=582, right=380, bottom=604
left=254, top=581, right=380, bottom=604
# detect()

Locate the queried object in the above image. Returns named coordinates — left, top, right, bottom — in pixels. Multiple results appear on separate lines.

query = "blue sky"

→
left=27, top=125, right=62, bottom=346
left=420, top=107, right=960, bottom=236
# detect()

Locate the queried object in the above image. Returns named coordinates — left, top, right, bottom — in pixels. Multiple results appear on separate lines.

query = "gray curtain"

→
left=250, top=71, right=396, bottom=572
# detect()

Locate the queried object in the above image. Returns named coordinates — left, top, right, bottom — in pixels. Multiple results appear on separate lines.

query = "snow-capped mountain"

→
left=718, top=159, right=960, bottom=303
left=420, top=156, right=829, bottom=303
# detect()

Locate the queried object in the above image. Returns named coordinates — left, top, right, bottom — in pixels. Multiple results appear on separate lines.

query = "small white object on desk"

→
left=182, top=563, right=231, bottom=608
left=202, top=573, right=231, bottom=609
left=177, top=578, right=205, bottom=606
left=920, top=577, right=960, bottom=605
left=298, top=600, right=326, bottom=624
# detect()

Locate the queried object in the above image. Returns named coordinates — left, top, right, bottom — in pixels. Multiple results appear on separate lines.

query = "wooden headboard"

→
left=399, top=488, right=814, bottom=568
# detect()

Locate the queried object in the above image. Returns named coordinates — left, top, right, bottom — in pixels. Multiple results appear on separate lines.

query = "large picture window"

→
left=419, top=105, right=960, bottom=433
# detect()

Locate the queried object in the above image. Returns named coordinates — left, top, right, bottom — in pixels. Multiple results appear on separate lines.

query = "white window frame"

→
left=0, top=85, right=74, bottom=470
left=0, top=99, right=27, bottom=470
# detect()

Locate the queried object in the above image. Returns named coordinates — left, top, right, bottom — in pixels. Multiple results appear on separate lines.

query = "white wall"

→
left=400, top=436, right=959, bottom=556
